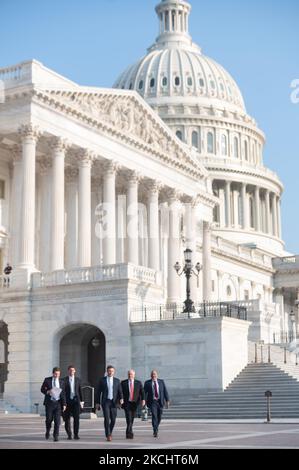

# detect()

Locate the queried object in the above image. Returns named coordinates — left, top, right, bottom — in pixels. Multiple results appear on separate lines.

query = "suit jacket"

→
left=63, top=376, right=83, bottom=406
left=96, top=376, right=123, bottom=406
left=41, top=377, right=66, bottom=407
left=144, top=379, right=169, bottom=408
left=121, top=379, right=145, bottom=407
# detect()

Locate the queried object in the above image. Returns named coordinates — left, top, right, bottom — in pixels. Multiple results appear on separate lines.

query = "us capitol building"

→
left=0, top=0, right=298, bottom=412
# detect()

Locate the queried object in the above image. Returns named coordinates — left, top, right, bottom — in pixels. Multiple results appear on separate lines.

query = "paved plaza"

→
left=0, top=415, right=299, bottom=449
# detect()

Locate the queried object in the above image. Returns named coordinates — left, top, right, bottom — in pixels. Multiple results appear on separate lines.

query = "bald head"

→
left=151, top=370, right=158, bottom=380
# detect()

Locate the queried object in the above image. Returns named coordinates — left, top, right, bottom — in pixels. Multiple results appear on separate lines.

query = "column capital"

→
left=76, top=149, right=95, bottom=167
left=203, top=220, right=212, bottom=232
left=126, top=170, right=142, bottom=185
left=11, top=144, right=22, bottom=164
left=181, top=194, right=200, bottom=207
left=65, top=166, right=79, bottom=183
left=166, top=188, right=182, bottom=203
left=145, top=180, right=163, bottom=194
left=18, top=123, right=40, bottom=142
left=49, top=136, right=69, bottom=153
left=103, top=160, right=120, bottom=176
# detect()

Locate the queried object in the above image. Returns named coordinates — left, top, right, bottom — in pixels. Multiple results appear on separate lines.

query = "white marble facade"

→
left=0, top=0, right=297, bottom=411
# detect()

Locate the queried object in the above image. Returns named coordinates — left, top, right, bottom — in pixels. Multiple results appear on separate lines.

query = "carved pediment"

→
left=36, top=88, right=206, bottom=180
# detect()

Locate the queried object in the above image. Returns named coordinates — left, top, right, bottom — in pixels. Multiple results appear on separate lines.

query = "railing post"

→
left=268, top=344, right=271, bottom=363
left=261, top=344, right=263, bottom=363
left=296, top=354, right=298, bottom=366
left=160, top=305, right=162, bottom=321
left=284, top=347, right=287, bottom=364
left=145, top=307, right=147, bottom=323
left=255, top=343, right=258, bottom=363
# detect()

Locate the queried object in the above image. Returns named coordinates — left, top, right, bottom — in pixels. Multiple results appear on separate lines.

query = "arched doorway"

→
left=0, top=322, right=8, bottom=397
left=59, top=324, right=106, bottom=388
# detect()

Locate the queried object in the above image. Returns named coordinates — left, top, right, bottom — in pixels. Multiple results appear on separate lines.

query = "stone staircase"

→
left=0, top=399, right=22, bottom=415
left=164, top=363, right=299, bottom=419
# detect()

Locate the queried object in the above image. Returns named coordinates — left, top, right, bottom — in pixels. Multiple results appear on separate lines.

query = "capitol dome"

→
left=114, top=0, right=284, bottom=254
left=114, top=0, right=245, bottom=113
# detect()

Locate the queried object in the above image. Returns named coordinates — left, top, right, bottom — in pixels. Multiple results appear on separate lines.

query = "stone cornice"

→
left=28, top=87, right=207, bottom=182
left=210, top=246, right=275, bottom=274
left=204, top=161, right=283, bottom=192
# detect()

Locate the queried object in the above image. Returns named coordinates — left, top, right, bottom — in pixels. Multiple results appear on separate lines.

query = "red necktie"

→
left=154, top=381, right=158, bottom=399
left=130, top=381, right=134, bottom=401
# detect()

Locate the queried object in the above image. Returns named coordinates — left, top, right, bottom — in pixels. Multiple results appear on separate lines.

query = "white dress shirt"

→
left=69, top=376, right=75, bottom=399
left=107, top=376, right=113, bottom=400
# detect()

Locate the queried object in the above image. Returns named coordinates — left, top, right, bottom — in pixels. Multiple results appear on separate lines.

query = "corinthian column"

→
left=272, top=193, right=278, bottom=237
left=254, top=186, right=261, bottom=232
left=18, top=124, right=40, bottom=269
left=241, top=183, right=249, bottom=230
left=78, top=150, right=94, bottom=267
left=39, top=158, right=52, bottom=272
left=10, top=145, right=23, bottom=266
left=50, top=137, right=67, bottom=271
left=167, top=189, right=181, bottom=304
left=147, top=181, right=161, bottom=271
left=225, top=181, right=231, bottom=227
left=65, top=167, right=78, bottom=269
left=202, top=221, right=212, bottom=301
left=265, top=189, right=271, bottom=234
left=103, top=161, right=118, bottom=265
left=126, top=171, right=140, bottom=265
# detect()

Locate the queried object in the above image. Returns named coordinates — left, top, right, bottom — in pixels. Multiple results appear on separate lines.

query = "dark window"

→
left=174, top=76, right=180, bottom=86
left=187, top=76, right=193, bottom=87
left=199, top=78, right=205, bottom=87
left=0, top=180, right=4, bottom=199
left=150, top=78, right=155, bottom=88
left=138, top=80, right=144, bottom=90
left=162, top=77, right=168, bottom=87
left=176, top=130, right=183, bottom=141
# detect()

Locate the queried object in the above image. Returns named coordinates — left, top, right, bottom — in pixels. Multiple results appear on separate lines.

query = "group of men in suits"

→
left=41, top=365, right=83, bottom=442
left=41, top=365, right=170, bottom=442
left=96, top=366, right=170, bottom=441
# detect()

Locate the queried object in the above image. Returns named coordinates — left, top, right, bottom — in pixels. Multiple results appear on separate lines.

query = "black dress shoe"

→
left=67, top=434, right=72, bottom=440
left=53, top=436, right=59, bottom=442
left=45, top=432, right=50, bottom=440
left=153, top=431, right=158, bottom=437
left=74, top=435, right=80, bottom=440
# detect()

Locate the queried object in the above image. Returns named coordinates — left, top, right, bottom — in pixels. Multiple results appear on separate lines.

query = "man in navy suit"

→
left=144, top=370, right=170, bottom=438
left=95, top=365, right=124, bottom=441
left=41, top=367, right=66, bottom=442
left=63, top=365, right=84, bottom=440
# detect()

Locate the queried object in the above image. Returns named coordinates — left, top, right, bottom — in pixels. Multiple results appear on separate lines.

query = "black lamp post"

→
left=174, top=248, right=202, bottom=316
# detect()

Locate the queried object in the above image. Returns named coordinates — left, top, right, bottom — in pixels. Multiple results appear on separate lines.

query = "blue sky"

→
left=0, top=0, right=298, bottom=252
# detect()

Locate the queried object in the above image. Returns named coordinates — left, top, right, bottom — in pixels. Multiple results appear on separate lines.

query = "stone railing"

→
left=273, top=255, right=299, bottom=271
left=31, top=263, right=159, bottom=288
left=212, top=235, right=273, bottom=268
left=200, top=156, right=281, bottom=183
left=0, top=62, right=31, bottom=83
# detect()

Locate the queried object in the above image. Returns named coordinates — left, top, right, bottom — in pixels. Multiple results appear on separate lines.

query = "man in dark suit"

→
left=63, top=365, right=84, bottom=440
left=41, top=367, right=66, bottom=442
left=95, top=365, right=124, bottom=441
left=121, top=369, right=145, bottom=439
left=144, top=370, right=170, bottom=438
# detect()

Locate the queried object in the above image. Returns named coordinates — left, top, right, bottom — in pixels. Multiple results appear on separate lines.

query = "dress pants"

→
left=102, top=399, right=117, bottom=437
left=64, top=399, right=80, bottom=437
left=150, top=401, right=163, bottom=433
left=124, top=402, right=137, bottom=436
left=45, top=401, right=62, bottom=437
